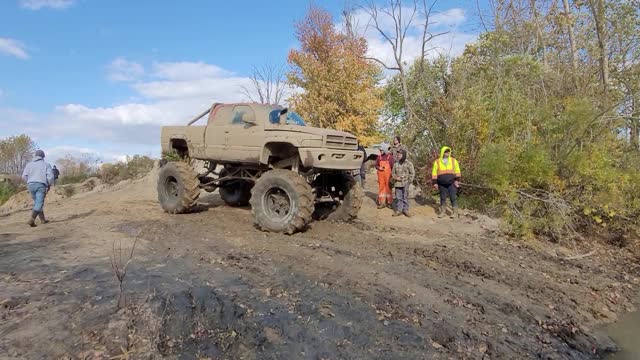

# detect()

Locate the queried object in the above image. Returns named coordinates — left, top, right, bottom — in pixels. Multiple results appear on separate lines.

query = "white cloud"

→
left=342, top=7, right=477, bottom=71
left=45, top=145, right=141, bottom=165
left=365, top=30, right=477, bottom=69
left=430, top=8, right=467, bottom=27
left=19, top=0, right=75, bottom=10
left=0, top=60, right=262, bottom=157
left=0, top=38, right=29, bottom=59
left=151, top=61, right=230, bottom=81
left=133, top=76, right=254, bottom=101
left=107, top=57, right=145, bottom=82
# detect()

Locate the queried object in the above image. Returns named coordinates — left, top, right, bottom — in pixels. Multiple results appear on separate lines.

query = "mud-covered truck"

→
left=158, top=102, right=365, bottom=234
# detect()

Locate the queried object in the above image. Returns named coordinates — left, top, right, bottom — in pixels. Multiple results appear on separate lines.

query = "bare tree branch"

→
left=111, top=232, right=140, bottom=309
left=361, top=0, right=441, bottom=152
left=364, top=56, right=401, bottom=70
left=240, top=63, right=288, bottom=105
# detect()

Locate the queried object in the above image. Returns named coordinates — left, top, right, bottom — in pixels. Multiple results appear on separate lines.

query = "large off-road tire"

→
left=219, top=180, right=253, bottom=207
left=157, top=162, right=200, bottom=214
left=249, top=170, right=314, bottom=234
left=313, top=173, right=363, bottom=221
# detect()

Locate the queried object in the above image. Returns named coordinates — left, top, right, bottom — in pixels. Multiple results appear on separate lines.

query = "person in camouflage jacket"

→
left=391, top=149, right=415, bottom=217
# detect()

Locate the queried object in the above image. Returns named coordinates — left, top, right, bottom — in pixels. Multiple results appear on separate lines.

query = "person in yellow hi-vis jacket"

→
left=431, top=146, right=461, bottom=218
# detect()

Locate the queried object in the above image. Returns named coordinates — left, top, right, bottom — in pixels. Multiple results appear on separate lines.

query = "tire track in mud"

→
left=119, top=211, right=626, bottom=359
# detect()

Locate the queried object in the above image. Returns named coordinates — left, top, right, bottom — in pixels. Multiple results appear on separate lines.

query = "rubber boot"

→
left=451, top=207, right=459, bottom=219
left=38, top=211, right=50, bottom=224
left=438, top=206, right=446, bottom=218
left=28, top=211, right=38, bottom=227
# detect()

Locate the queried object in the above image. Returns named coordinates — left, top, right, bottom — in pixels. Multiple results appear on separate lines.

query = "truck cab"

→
left=161, top=103, right=364, bottom=171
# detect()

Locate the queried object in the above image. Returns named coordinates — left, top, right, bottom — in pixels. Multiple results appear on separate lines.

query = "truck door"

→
left=224, top=105, right=263, bottom=162
left=203, top=105, right=230, bottom=161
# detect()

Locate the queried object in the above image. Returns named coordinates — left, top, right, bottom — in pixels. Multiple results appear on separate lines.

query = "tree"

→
left=287, top=6, right=384, bottom=145
left=0, top=134, right=36, bottom=175
left=378, top=0, right=640, bottom=241
left=362, top=0, right=448, bottom=152
left=240, top=63, right=288, bottom=105
left=55, top=154, right=99, bottom=184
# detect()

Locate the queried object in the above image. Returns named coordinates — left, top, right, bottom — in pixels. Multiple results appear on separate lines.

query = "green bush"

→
left=0, top=182, right=20, bottom=205
left=57, top=173, right=93, bottom=185
left=60, top=185, right=76, bottom=198
left=99, top=155, right=155, bottom=185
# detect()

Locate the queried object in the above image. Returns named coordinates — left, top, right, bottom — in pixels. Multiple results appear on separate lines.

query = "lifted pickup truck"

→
left=158, top=102, right=365, bottom=234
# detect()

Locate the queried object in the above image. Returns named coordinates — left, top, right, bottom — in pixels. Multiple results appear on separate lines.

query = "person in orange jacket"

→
left=431, top=146, right=461, bottom=218
left=375, top=143, right=394, bottom=209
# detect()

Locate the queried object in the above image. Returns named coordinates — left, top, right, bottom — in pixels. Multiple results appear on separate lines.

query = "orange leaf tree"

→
left=287, top=6, right=383, bottom=145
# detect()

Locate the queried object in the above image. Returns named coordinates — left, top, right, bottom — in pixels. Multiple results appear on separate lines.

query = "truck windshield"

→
left=269, top=109, right=306, bottom=126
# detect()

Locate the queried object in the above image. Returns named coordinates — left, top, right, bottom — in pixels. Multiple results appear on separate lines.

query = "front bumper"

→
left=298, top=148, right=364, bottom=170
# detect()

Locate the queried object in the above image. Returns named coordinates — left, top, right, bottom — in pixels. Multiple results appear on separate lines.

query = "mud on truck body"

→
left=158, top=102, right=365, bottom=234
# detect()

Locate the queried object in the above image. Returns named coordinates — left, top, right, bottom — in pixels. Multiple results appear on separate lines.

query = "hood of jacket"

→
left=439, top=146, right=452, bottom=161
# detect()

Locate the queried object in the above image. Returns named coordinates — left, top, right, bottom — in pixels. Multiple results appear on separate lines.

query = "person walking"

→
left=52, top=165, right=60, bottom=186
left=431, top=146, right=461, bottom=218
left=375, top=143, right=394, bottom=209
left=392, top=149, right=415, bottom=217
left=21, top=149, right=54, bottom=227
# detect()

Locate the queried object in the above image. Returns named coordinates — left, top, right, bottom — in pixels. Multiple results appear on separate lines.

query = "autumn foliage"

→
left=287, top=6, right=383, bottom=145
left=381, top=0, right=640, bottom=242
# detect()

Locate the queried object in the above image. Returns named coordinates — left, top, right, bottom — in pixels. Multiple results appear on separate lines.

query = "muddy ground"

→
left=1, top=169, right=639, bottom=359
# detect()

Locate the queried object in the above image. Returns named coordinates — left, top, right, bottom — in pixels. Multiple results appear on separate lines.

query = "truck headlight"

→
left=301, top=139, right=323, bottom=147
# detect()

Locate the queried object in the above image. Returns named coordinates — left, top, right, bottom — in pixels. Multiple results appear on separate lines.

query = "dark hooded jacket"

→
left=392, top=149, right=415, bottom=188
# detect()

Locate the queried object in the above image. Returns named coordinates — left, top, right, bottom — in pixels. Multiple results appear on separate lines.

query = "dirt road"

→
left=1, top=168, right=639, bottom=359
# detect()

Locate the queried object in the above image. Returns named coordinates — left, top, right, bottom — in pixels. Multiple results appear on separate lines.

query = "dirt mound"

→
left=0, top=187, right=63, bottom=214
left=0, top=177, right=102, bottom=214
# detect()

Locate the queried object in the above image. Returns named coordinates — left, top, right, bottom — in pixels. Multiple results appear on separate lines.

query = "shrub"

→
left=58, top=173, right=93, bottom=185
left=99, top=155, right=155, bottom=185
left=60, top=185, right=76, bottom=198
left=0, top=182, right=19, bottom=205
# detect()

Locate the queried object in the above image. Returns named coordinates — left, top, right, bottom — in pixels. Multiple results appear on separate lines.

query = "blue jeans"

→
left=395, top=187, right=409, bottom=213
left=28, top=182, right=47, bottom=212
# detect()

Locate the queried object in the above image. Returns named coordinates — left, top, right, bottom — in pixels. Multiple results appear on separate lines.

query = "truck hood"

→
left=264, top=125, right=355, bottom=138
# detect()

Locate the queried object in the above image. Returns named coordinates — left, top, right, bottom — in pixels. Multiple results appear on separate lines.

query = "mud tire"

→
left=313, top=173, right=363, bottom=222
left=157, top=162, right=200, bottom=214
left=250, top=170, right=314, bottom=234
left=220, top=181, right=253, bottom=207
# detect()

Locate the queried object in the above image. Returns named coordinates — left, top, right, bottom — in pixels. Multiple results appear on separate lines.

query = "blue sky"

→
left=0, top=0, right=484, bottom=165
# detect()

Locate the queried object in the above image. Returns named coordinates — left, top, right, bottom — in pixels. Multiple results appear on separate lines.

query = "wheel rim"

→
left=164, top=176, right=179, bottom=200
left=262, top=187, right=292, bottom=222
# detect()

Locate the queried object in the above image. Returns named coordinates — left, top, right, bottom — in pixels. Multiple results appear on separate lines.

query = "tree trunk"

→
left=632, top=94, right=639, bottom=150
left=530, top=0, right=547, bottom=67
left=631, top=121, right=639, bottom=150
left=588, top=0, right=609, bottom=92
left=562, top=0, right=578, bottom=74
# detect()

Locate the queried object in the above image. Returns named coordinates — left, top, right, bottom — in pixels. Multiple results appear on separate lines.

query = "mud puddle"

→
left=605, top=305, right=640, bottom=359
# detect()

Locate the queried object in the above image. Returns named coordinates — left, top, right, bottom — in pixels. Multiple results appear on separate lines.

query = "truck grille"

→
left=325, top=135, right=358, bottom=150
